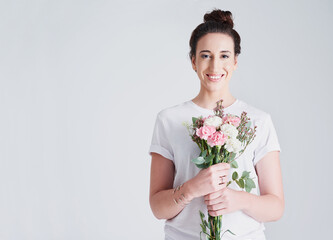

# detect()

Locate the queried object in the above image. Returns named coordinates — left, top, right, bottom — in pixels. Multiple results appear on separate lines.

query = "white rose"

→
left=221, top=124, right=239, bottom=138
left=225, top=138, right=242, bottom=153
left=204, top=116, right=222, bottom=128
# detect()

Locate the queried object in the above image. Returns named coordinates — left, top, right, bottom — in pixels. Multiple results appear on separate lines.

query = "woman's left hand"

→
left=204, top=187, right=244, bottom=216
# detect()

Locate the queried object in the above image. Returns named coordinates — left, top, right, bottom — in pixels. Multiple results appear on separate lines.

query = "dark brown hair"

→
left=189, top=9, right=241, bottom=60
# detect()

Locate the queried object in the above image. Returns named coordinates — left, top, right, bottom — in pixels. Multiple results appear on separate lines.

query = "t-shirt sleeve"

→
left=253, top=114, right=281, bottom=166
left=148, top=112, right=174, bottom=161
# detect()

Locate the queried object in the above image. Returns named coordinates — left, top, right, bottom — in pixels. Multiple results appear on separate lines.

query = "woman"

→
left=148, top=9, right=284, bottom=240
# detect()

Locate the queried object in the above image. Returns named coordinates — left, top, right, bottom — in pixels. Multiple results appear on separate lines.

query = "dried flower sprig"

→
left=236, top=112, right=257, bottom=157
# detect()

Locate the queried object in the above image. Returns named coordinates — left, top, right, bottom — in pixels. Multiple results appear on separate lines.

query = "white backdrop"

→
left=1, top=0, right=332, bottom=239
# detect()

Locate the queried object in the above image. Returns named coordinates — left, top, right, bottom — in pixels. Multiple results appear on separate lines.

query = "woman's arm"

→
left=241, top=151, right=284, bottom=222
left=205, top=151, right=284, bottom=222
left=149, top=153, right=193, bottom=220
left=149, top=152, right=230, bottom=220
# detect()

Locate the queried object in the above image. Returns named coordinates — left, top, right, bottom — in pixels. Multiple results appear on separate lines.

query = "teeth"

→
left=208, top=75, right=222, bottom=79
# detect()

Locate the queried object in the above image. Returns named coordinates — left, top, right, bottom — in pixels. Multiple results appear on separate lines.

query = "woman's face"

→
left=191, top=33, right=238, bottom=92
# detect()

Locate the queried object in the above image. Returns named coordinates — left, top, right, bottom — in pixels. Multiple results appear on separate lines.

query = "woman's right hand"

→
left=187, top=163, right=230, bottom=199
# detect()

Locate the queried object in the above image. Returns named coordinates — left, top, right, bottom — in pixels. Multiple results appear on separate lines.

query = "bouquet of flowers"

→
left=183, top=99, right=257, bottom=240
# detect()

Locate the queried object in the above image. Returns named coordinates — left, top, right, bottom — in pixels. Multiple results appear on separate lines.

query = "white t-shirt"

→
left=148, top=99, right=281, bottom=240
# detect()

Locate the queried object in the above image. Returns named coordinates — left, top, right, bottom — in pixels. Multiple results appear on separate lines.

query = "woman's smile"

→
left=206, top=73, right=225, bottom=82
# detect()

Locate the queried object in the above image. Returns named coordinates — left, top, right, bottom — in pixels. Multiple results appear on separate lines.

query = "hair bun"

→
left=203, top=9, right=234, bottom=28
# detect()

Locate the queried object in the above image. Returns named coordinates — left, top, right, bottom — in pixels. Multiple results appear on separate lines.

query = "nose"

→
left=209, top=57, right=221, bottom=73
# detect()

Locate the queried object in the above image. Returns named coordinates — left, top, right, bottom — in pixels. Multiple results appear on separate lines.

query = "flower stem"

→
left=208, top=214, right=222, bottom=240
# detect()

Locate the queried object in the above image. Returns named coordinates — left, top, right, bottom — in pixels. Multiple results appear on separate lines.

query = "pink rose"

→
left=207, top=131, right=227, bottom=147
left=196, top=125, right=216, bottom=140
left=222, top=115, right=241, bottom=127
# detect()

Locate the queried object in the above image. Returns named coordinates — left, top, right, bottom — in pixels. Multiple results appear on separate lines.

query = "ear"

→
left=191, top=56, right=197, bottom=72
left=234, top=55, right=238, bottom=70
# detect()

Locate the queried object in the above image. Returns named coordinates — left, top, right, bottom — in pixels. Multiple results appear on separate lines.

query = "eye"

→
left=221, top=55, right=229, bottom=59
left=201, top=54, right=211, bottom=59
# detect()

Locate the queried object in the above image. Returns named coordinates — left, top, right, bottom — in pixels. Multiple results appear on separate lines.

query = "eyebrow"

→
left=199, top=50, right=231, bottom=54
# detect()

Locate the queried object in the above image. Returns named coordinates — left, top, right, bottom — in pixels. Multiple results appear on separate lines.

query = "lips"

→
left=206, top=74, right=225, bottom=81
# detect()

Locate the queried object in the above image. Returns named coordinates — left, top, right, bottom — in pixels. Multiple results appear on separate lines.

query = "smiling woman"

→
left=191, top=33, right=238, bottom=96
left=148, top=9, right=284, bottom=240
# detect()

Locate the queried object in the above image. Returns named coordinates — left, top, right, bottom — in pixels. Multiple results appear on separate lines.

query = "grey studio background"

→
left=0, top=0, right=332, bottom=239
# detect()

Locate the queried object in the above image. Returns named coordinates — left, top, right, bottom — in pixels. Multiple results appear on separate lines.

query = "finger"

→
left=219, top=175, right=227, bottom=183
left=205, top=195, right=225, bottom=205
left=211, top=162, right=230, bottom=171
left=204, top=188, right=225, bottom=201
left=216, top=182, right=227, bottom=192
left=217, top=162, right=230, bottom=170
left=208, top=209, right=227, bottom=217
left=207, top=202, right=226, bottom=211
left=216, top=176, right=226, bottom=188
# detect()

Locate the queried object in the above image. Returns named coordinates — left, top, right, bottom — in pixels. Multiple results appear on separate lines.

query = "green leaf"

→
left=200, top=231, right=203, bottom=240
left=245, top=185, right=251, bottom=193
left=192, top=117, right=199, bottom=125
left=203, top=220, right=208, bottom=228
left=225, top=229, right=235, bottom=235
left=229, top=152, right=236, bottom=162
left=199, top=210, right=205, bottom=219
left=245, top=178, right=256, bottom=188
left=221, top=229, right=236, bottom=239
left=200, top=231, right=211, bottom=240
left=241, top=171, right=250, bottom=178
left=192, top=157, right=205, bottom=164
left=236, top=180, right=242, bottom=189
left=232, top=171, right=238, bottom=181
left=205, top=154, right=215, bottom=164
left=200, top=224, right=206, bottom=233
left=238, top=178, right=244, bottom=188
left=195, top=163, right=208, bottom=169
left=230, top=161, right=238, bottom=168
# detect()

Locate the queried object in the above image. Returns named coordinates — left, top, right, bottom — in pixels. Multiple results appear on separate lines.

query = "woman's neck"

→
left=191, top=88, right=236, bottom=110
